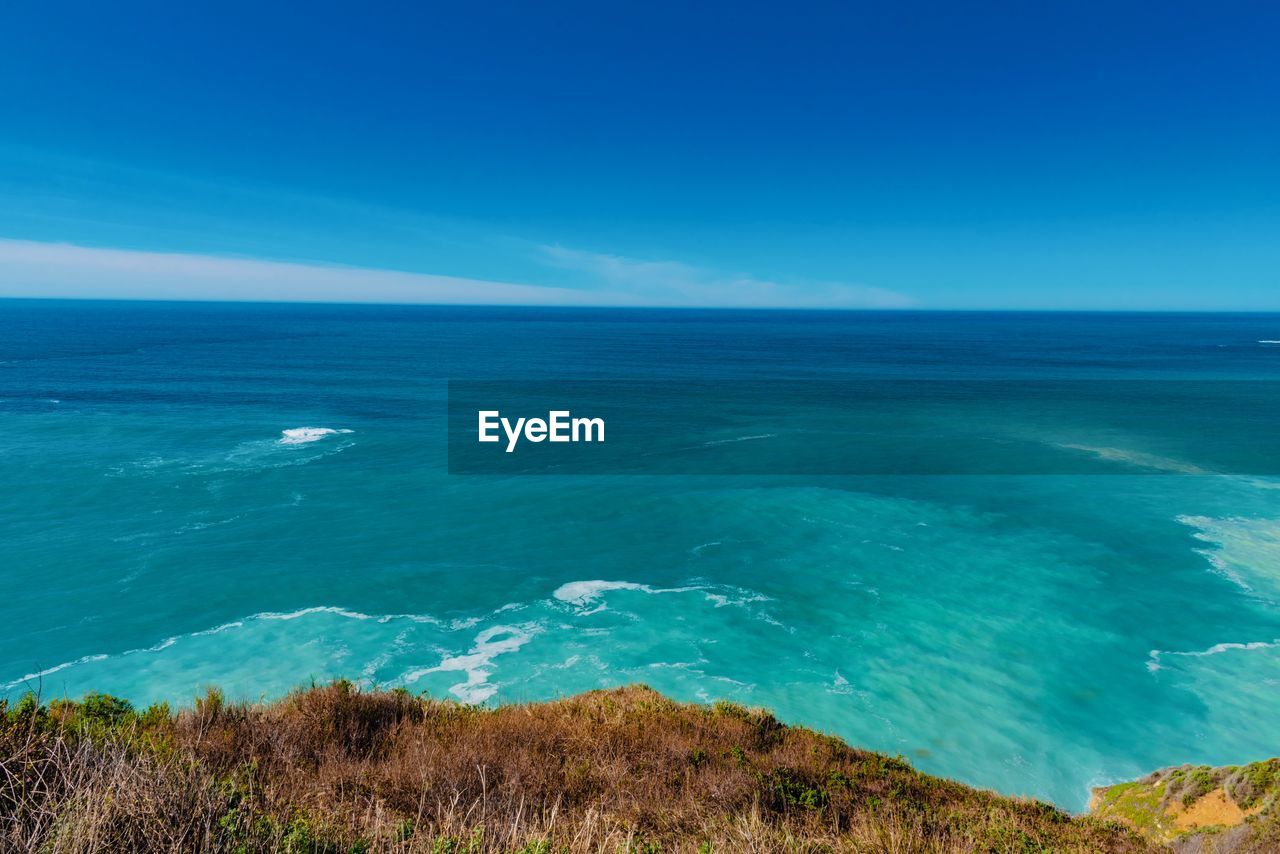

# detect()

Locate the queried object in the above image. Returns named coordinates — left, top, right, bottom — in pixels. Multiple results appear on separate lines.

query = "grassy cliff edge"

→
left=0, top=682, right=1265, bottom=852
left=1091, top=759, right=1280, bottom=852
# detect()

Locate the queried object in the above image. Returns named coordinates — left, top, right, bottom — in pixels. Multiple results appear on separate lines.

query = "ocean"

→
left=3, top=300, right=1279, bottom=811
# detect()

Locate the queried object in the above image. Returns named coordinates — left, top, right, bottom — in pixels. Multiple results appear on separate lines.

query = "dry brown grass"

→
left=1, top=683, right=1156, bottom=853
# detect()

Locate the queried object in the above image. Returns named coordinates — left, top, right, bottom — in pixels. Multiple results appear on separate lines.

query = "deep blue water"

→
left=3, top=300, right=1280, bottom=810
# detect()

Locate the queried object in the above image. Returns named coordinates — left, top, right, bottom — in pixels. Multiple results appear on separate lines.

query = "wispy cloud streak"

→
left=537, top=245, right=914, bottom=308
left=0, top=239, right=646, bottom=306
left=0, top=238, right=913, bottom=309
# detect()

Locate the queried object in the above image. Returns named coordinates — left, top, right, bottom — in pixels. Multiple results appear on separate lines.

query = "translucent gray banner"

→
left=447, top=380, right=1280, bottom=475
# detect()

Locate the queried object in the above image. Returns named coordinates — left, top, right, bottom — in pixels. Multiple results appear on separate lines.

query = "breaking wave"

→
left=279, top=427, right=354, bottom=445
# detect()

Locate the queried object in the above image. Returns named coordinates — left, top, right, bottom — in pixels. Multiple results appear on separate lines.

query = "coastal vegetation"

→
left=1092, top=759, right=1280, bottom=851
left=0, top=682, right=1264, bottom=852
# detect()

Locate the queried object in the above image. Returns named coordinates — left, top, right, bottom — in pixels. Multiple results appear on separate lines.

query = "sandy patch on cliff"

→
left=1172, top=788, right=1260, bottom=831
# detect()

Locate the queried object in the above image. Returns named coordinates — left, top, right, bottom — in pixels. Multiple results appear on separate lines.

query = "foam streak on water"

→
left=279, top=427, right=353, bottom=445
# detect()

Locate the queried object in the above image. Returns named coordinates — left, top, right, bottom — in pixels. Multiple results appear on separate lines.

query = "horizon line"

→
left=3, top=295, right=1280, bottom=314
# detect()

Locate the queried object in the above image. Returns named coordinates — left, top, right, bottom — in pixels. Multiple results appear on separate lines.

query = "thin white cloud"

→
left=537, top=244, right=914, bottom=308
left=0, top=238, right=913, bottom=308
left=0, top=239, right=648, bottom=306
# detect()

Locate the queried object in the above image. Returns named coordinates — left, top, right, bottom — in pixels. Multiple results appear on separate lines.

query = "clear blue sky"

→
left=1, top=0, right=1277, bottom=308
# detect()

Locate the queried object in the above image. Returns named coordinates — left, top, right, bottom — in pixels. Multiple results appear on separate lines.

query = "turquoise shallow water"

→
left=3, top=301, right=1280, bottom=811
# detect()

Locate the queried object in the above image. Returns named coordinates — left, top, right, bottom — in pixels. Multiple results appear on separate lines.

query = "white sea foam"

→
left=401, top=624, right=538, bottom=703
left=552, top=579, right=700, bottom=612
left=1147, top=639, right=1280, bottom=672
left=5, top=654, right=110, bottom=689
left=1059, top=443, right=1212, bottom=475
left=5, top=579, right=777, bottom=704
left=702, top=587, right=771, bottom=608
left=278, top=427, right=353, bottom=445
left=553, top=580, right=654, bottom=608
left=1, top=606, right=444, bottom=693
left=260, top=605, right=373, bottom=622
left=1057, top=443, right=1280, bottom=489
left=1259, top=340, right=1280, bottom=344
left=1176, top=515, right=1280, bottom=597
left=701, top=433, right=777, bottom=447
left=554, top=579, right=752, bottom=616
left=551, top=579, right=783, bottom=630
left=112, top=427, right=355, bottom=479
